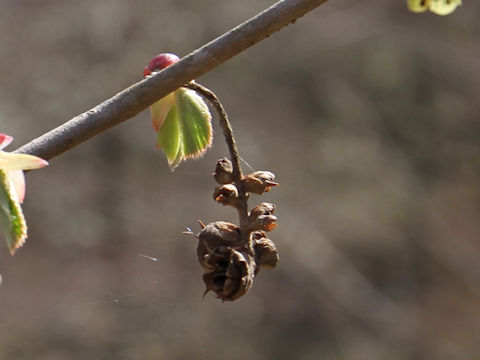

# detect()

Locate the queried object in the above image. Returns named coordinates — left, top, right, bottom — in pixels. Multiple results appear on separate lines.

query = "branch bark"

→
left=15, top=0, right=328, bottom=160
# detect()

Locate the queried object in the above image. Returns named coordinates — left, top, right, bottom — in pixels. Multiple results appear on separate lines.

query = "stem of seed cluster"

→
left=184, top=82, right=250, bottom=236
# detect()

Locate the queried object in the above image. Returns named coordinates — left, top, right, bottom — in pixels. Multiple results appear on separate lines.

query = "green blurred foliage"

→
left=0, top=1, right=479, bottom=359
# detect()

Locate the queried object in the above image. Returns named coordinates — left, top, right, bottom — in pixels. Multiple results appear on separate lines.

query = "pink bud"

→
left=143, top=53, right=180, bottom=77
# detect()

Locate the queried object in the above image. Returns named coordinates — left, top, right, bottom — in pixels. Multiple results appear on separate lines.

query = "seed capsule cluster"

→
left=196, top=158, right=279, bottom=301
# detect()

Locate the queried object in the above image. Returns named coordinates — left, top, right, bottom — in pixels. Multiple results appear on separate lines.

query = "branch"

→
left=14, top=0, right=328, bottom=160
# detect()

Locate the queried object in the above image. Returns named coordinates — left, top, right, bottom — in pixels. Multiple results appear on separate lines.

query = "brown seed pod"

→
left=197, top=221, right=242, bottom=270
left=248, top=203, right=277, bottom=231
left=248, top=214, right=278, bottom=232
left=213, top=184, right=241, bottom=207
left=196, top=221, right=257, bottom=301
left=213, top=158, right=234, bottom=184
left=254, top=236, right=279, bottom=269
left=202, top=248, right=255, bottom=301
left=203, top=245, right=231, bottom=270
left=249, top=202, right=275, bottom=219
left=242, top=171, right=278, bottom=194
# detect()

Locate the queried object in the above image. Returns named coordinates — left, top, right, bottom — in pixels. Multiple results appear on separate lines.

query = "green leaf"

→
left=407, top=0, right=428, bottom=12
left=175, top=88, right=212, bottom=158
left=152, top=88, right=212, bottom=170
left=0, top=170, right=27, bottom=255
left=407, top=0, right=462, bottom=15
left=157, top=105, right=181, bottom=166
left=429, top=0, right=462, bottom=15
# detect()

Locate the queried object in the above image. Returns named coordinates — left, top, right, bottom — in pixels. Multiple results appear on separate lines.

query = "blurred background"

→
left=1, top=0, right=479, bottom=359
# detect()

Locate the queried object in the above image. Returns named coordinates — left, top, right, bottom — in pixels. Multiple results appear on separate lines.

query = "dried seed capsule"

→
left=197, top=221, right=241, bottom=269
left=251, top=230, right=267, bottom=241
left=202, top=248, right=255, bottom=301
left=203, top=246, right=231, bottom=270
left=254, top=237, right=279, bottom=269
left=249, top=202, right=276, bottom=220
left=213, top=184, right=241, bottom=207
left=213, top=158, right=234, bottom=184
left=248, top=214, right=277, bottom=232
left=196, top=221, right=241, bottom=270
left=203, top=271, right=227, bottom=296
left=196, top=221, right=257, bottom=301
left=242, top=171, right=279, bottom=194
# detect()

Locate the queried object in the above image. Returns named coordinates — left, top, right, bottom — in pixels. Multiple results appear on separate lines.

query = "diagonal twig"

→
left=14, top=0, right=328, bottom=160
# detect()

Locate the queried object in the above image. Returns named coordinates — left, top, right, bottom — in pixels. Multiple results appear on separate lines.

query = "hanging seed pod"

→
left=248, top=202, right=277, bottom=231
left=252, top=232, right=279, bottom=269
left=213, top=158, right=234, bottom=184
left=242, top=171, right=278, bottom=194
left=249, top=202, right=275, bottom=219
left=196, top=221, right=242, bottom=269
left=203, top=245, right=231, bottom=270
left=197, top=222, right=256, bottom=301
left=203, top=248, right=255, bottom=301
left=213, top=184, right=241, bottom=207
left=248, top=214, right=277, bottom=232
left=183, top=83, right=281, bottom=301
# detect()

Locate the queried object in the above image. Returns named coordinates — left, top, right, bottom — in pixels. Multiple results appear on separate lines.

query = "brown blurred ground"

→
left=1, top=1, right=479, bottom=359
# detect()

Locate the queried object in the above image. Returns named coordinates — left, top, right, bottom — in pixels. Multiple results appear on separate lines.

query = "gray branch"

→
left=15, top=0, right=328, bottom=160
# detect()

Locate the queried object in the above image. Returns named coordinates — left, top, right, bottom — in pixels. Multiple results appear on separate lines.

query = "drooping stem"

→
left=184, top=82, right=242, bottom=180
left=184, top=82, right=250, bottom=236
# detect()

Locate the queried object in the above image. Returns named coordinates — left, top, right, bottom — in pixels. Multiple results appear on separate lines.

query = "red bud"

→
left=143, top=53, right=180, bottom=77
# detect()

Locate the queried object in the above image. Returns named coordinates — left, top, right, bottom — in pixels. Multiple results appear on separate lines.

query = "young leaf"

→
left=144, top=53, right=213, bottom=170
left=0, top=170, right=27, bottom=254
left=156, top=104, right=181, bottom=166
left=428, top=0, right=462, bottom=15
left=153, top=88, right=212, bottom=170
left=175, top=88, right=212, bottom=159
left=407, top=0, right=462, bottom=15
left=407, top=0, right=428, bottom=12
left=0, top=133, right=48, bottom=254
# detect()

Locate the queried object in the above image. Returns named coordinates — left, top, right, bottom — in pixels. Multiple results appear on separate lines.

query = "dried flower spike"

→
left=184, top=81, right=280, bottom=301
